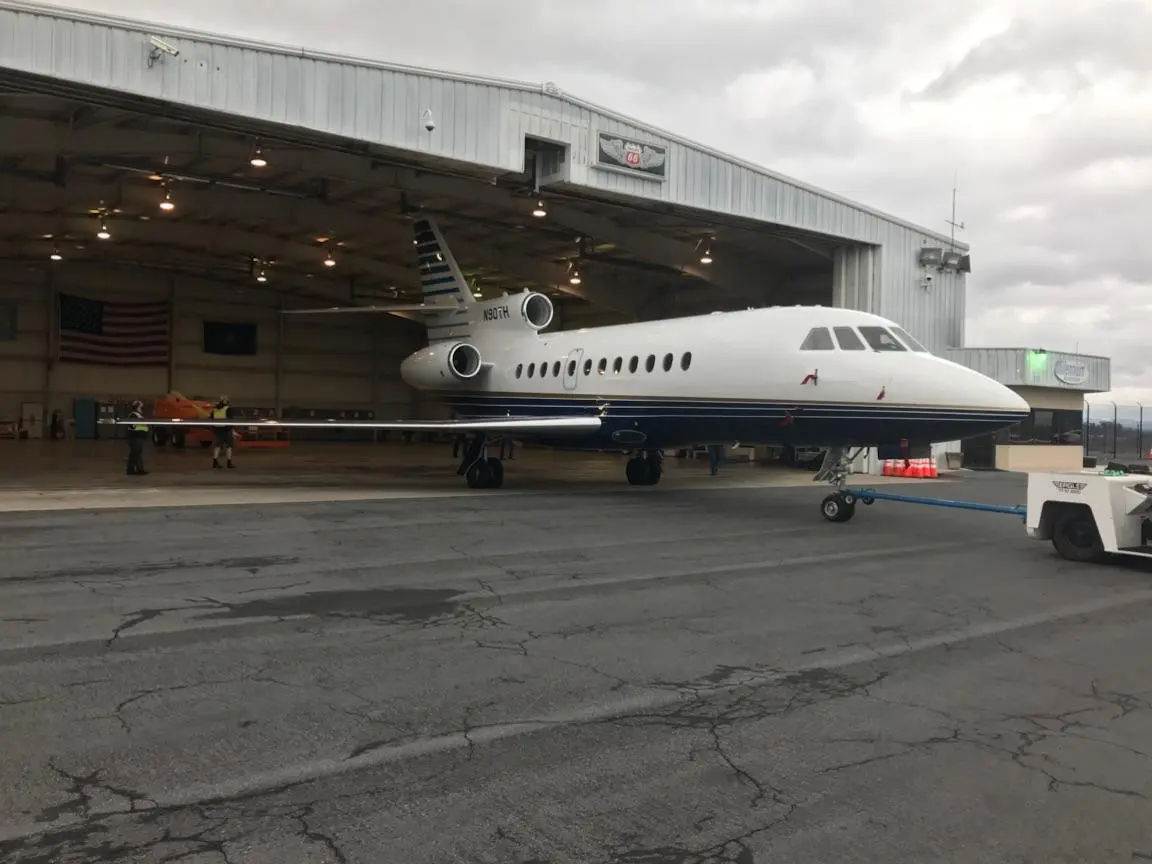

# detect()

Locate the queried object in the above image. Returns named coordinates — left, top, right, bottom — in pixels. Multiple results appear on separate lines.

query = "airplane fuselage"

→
left=400, top=303, right=1031, bottom=452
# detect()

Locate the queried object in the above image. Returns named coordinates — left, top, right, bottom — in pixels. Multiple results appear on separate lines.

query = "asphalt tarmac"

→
left=3, top=471, right=1152, bottom=863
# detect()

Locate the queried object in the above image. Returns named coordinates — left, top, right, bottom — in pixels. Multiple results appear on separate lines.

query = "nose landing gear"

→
left=815, top=445, right=869, bottom=522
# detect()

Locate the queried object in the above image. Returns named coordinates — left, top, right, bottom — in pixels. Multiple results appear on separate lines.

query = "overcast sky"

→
left=37, top=0, right=1152, bottom=404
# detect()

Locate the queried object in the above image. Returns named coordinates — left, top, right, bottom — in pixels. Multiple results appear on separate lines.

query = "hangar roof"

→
left=0, top=0, right=964, bottom=322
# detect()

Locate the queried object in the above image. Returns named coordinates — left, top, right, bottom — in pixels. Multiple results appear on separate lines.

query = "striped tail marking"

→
left=413, top=218, right=474, bottom=309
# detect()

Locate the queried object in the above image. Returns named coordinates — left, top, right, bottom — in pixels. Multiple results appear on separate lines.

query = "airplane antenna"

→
left=945, top=170, right=965, bottom=249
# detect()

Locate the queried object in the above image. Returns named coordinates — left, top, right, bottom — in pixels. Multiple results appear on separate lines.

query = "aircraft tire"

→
left=625, top=458, right=646, bottom=486
left=466, top=459, right=493, bottom=489
left=485, top=457, right=504, bottom=489
left=821, top=493, right=855, bottom=523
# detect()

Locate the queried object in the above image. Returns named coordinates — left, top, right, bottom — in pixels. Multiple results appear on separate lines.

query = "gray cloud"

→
left=34, top=0, right=1152, bottom=401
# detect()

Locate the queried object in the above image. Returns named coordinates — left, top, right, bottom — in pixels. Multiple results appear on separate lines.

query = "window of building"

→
left=681, top=352, right=692, bottom=371
left=515, top=363, right=523, bottom=379
left=645, top=354, right=656, bottom=372
left=629, top=356, right=639, bottom=373
left=890, top=326, right=928, bottom=353
left=832, top=327, right=865, bottom=350
left=597, top=357, right=607, bottom=375
left=858, top=326, right=906, bottom=352
left=612, top=357, right=623, bottom=374
left=583, top=358, right=592, bottom=375
left=800, top=327, right=835, bottom=350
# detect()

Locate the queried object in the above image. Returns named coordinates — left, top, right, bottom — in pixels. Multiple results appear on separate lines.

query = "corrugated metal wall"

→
left=945, top=348, right=1111, bottom=393
left=0, top=1, right=965, bottom=354
left=0, top=3, right=959, bottom=246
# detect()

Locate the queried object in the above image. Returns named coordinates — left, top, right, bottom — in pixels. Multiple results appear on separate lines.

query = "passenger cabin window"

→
left=891, top=326, right=928, bottom=353
left=833, top=327, right=866, bottom=350
left=629, top=356, right=639, bottom=373
left=515, top=363, right=523, bottom=379
left=539, top=362, right=548, bottom=378
left=528, top=362, right=536, bottom=377
left=583, top=358, right=592, bottom=375
left=613, top=357, right=623, bottom=374
left=552, top=360, right=561, bottom=376
left=858, top=326, right=906, bottom=352
left=681, top=352, right=692, bottom=371
left=597, top=357, right=607, bottom=375
left=645, top=354, right=656, bottom=373
left=800, top=327, right=835, bottom=350
left=662, top=352, right=673, bottom=372
left=567, top=360, right=576, bottom=376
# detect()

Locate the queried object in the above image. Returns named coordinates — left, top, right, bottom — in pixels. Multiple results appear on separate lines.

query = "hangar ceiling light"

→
left=250, top=143, right=267, bottom=169
left=159, top=184, right=175, bottom=212
left=532, top=200, right=546, bottom=218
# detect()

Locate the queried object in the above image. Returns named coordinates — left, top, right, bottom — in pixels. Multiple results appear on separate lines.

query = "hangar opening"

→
left=0, top=75, right=865, bottom=443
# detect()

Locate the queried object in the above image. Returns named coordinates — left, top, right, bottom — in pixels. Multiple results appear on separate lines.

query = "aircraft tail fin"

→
left=277, top=217, right=476, bottom=332
left=412, top=216, right=475, bottom=312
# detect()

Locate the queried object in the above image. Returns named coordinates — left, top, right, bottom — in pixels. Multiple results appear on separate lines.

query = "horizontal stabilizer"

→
left=101, top=415, right=601, bottom=435
left=280, top=304, right=433, bottom=315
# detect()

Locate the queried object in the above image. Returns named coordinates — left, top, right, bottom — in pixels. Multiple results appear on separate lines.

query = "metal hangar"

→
left=0, top=0, right=968, bottom=450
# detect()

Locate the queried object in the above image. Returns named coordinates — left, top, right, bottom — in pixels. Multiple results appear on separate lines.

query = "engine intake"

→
left=520, top=292, right=554, bottom=331
left=447, top=342, right=483, bottom=379
left=400, top=340, right=485, bottom=391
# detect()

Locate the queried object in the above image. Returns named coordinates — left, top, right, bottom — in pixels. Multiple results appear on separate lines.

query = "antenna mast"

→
left=946, top=170, right=965, bottom=249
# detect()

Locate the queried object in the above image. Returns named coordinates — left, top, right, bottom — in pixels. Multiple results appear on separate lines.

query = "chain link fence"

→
left=1085, top=403, right=1149, bottom=464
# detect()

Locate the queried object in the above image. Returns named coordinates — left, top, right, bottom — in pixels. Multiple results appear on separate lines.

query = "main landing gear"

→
left=459, top=433, right=505, bottom=489
left=625, top=451, right=663, bottom=486
left=814, top=445, right=870, bottom=523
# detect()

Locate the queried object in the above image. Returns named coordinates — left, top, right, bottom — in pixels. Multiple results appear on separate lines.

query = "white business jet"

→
left=112, top=216, right=1030, bottom=516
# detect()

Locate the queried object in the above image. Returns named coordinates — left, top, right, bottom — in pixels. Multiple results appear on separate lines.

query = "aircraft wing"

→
left=100, top=415, right=601, bottom=435
left=280, top=304, right=436, bottom=315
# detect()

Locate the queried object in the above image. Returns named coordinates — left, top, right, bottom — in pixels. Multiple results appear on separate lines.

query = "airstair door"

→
left=562, top=348, right=584, bottom=392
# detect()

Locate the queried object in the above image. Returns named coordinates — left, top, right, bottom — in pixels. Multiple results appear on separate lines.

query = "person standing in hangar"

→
left=125, top=399, right=149, bottom=476
left=211, top=395, right=236, bottom=469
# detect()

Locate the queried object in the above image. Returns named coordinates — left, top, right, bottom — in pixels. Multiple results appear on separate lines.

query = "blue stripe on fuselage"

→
left=443, top=393, right=1028, bottom=448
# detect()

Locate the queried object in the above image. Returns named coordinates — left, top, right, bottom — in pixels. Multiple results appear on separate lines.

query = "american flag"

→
left=57, top=292, right=170, bottom=366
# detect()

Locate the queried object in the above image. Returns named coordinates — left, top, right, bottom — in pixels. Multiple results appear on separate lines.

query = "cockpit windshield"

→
left=857, top=326, right=906, bottom=352
left=890, top=326, right=928, bottom=353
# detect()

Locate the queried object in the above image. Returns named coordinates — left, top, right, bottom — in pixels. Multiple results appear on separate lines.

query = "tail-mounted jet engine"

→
left=520, top=292, right=554, bottom=331
left=400, top=341, right=484, bottom=390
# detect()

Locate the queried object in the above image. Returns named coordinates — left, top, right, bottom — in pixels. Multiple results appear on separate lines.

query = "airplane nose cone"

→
left=975, top=372, right=1031, bottom=415
left=1003, top=386, right=1031, bottom=415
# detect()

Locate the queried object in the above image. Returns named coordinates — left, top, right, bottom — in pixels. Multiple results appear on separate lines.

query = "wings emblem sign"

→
left=597, top=132, right=667, bottom=179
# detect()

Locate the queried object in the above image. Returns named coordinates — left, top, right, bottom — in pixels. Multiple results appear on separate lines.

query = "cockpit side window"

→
left=890, top=326, right=928, bottom=353
left=799, top=327, right=835, bottom=350
left=858, top=326, right=907, bottom=352
left=832, top=326, right=865, bottom=350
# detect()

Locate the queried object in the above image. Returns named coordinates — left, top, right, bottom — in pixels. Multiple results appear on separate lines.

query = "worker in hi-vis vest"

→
left=126, top=399, right=149, bottom=476
left=211, top=395, right=235, bottom=469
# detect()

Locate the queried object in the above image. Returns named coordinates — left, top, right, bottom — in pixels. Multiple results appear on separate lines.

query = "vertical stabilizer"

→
left=413, top=217, right=476, bottom=311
